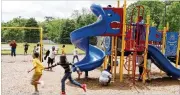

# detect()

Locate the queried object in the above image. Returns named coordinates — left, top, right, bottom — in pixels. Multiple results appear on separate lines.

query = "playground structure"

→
left=1, top=27, right=44, bottom=62
left=1, top=0, right=179, bottom=85
left=70, top=0, right=180, bottom=84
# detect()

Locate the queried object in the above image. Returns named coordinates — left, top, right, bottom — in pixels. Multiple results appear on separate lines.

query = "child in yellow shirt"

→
left=61, top=45, right=66, bottom=55
left=28, top=52, right=46, bottom=94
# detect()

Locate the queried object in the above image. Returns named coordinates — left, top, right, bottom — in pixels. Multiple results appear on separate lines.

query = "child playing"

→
left=72, top=46, right=81, bottom=79
left=137, top=56, right=144, bottom=81
left=61, top=45, right=66, bottom=55
left=33, top=46, right=36, bottom=53
left=138, top=54, right=152, bottom=82
left=35, top=43, right=40, bottom=54
left=44, top=46, right=56, bottom=71
left=47, top=54, right=86, bottom=95
left=72, top=46, right=79, bottom=63
left=146, top=54, right=152, bottom=82
left=24, top=42, right=29, bottom=55
left=35, top=43, right=44, bottom=62
left=28, top=52, right=45, bottom=94
left=99, top=65, right=112, bottom=86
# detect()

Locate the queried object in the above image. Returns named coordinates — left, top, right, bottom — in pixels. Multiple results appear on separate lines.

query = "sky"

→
left=2, top=0, right=137, bottom=22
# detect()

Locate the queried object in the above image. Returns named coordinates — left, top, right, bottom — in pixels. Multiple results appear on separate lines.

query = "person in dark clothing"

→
left=44, top=46, right=56, bottom=71
left=46, top=54, right=87, bottom=95
left=134, top=16, right=145, bottom=45
left=107, top=5, right=112, bottom=8
left=138, top=58, right=144, bottom=81
left=24, top=42, right=29, bottom=55
left=9, top=40, right=17, bottom=62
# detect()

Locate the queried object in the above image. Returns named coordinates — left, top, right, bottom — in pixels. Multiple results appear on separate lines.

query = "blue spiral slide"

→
left=70, top=4, right=107, bottom=72
left=148, top=45, right=180, bottom=78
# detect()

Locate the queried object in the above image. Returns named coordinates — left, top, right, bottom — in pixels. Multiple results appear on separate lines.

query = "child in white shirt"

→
left=44, top=46, right=56, bottom=71
left=72, top=47, right=79, bottom=63
left=99, top=65, right=112, bottom=86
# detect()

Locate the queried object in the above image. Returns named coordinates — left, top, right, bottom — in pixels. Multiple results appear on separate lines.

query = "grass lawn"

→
left=1, top=43, right=84, bottom=55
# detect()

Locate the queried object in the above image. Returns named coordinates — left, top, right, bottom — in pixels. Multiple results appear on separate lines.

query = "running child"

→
left=72, top=46, right=79, bottom=63
left=47, top=54, right=86, bottom=95
left=28, top=52, right=46, bottom=94
left=24, top=42, right=29, bottom=55
left=44, top=46, right=56, bottom=71
left=61, top=45, right=66, bottom=55
left=72, top=46, right=81, bottom=79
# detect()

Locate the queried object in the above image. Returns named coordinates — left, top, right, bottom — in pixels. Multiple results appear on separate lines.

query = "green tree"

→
left=166, top=2, right=180, bottom=31
left=24, top=18, right=39, bottom=43
left=71, top=8, right=97, bottom=45
left=126, top=1, right=164, bottom=30
left=44, top=18, right=66, bottom=43
left=60, top=19, right=76, bottom=44
left=1, top=17, right=27, bottom=42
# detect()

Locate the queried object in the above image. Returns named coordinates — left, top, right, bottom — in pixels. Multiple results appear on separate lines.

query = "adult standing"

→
left=9, top=40, right=17, bottom=62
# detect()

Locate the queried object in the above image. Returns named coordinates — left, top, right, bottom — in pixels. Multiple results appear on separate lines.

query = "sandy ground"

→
left=1, top=55, right=180, bottom=95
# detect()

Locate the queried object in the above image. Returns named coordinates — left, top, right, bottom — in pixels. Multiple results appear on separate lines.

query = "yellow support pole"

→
left=160, top=27, right=166, bottom=74
left=120, top=0, right=126, bottom=82
left=112, top=0, right=120, bottom=80
left=103, top=46, right=107, bottom=70
left=103, top=56, right=106, bottom=70
left=105, top=56, right=109, bottom=69
left=143, top=15, right=150, bottom=83
left=117, top=0, right=120, bottom=7
left=176, top=34, right=180, bottom=68
left=114, top=37, right=118, bottom=79
left=2, top=27, right=40, bottom=29
left=111, top=37, right=115, bottom=72
left=166, top=22, right=169, bottom=31
left=40, top=27, right=43, bottom=63
left=103, top=56, right=108, bottom=70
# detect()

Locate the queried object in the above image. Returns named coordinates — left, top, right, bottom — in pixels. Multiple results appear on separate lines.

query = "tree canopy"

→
left=127, top=1, right=180, bottom=31
left=1, top=1, right=180, bottom=44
